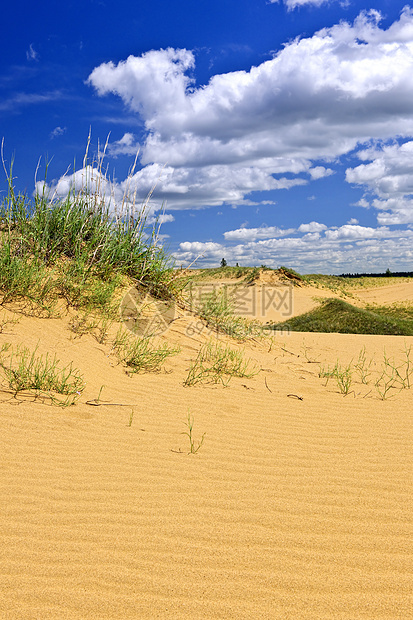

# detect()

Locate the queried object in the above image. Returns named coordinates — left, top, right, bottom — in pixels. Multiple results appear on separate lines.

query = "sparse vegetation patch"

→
left=184, top=340, right=259, bottom=386
left=112, top=328, right=179, bottom=374
left=0, top=344, right=85, bottom=406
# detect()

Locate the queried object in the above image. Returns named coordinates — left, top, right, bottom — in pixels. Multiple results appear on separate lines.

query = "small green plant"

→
left=382, top=345, right=413, bottom=390
left=183, top=413, right=205, bottom=454
left=335, top=363, right=353, bottom=395
left=354, top=346, right=372, bottom=384
left=402, top=344, right=413, bottom=388
left=0, top=344, right=85, bottom=406
left=113, top=328, right=179, bottom=374
left=195, top=288, right=262, bottom=341
left=320, top=361, right=353, bottom=395
left=373, top=348, right=411, bottom=399
left=374, top=370, right=399, bottom=400
left=128, top=409, right=134, bottom=427
left=301, top=342, right=319, bottom=363
left=96, top=385, right=105, bottom=403
left=184, top=340, right=258, bottom=386
left=319, top=363, right=336, bottom=383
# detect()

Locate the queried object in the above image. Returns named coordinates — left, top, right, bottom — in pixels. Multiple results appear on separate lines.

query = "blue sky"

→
left=2, top=0, right=413, bottom=273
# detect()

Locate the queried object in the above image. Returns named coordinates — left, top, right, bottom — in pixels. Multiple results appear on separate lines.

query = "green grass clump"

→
left=319, top=361, right=354, bottom=395
left=0, top=344, right=85, bottom=406
left=269, top=298, right=413, bottom=336
left=184, top=340, right=258, bottom=386
left=0, top=153, right=184, bottom=314
left=195, top=288, right=263, bottom=341
left=113, top=329, right=179, bottom=374
left=0, top=245, right=56, bottom=312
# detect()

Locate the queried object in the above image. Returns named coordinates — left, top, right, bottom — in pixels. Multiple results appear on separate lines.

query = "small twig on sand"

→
left=86, top=400, right=137, bottom=407
left=264, top=377, right=272, bottom=393
left=281, top=347, right=297, bottom=356
left=287, top=393, right=303, bottom=401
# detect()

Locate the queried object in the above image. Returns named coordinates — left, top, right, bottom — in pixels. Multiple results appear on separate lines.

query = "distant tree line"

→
left=338, top=270, right=413, bottom=278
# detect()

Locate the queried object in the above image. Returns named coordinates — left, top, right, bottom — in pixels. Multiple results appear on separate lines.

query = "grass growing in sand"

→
left=0, top=343, right=85, bottom=406
left=319, top=361, right=354, bottom=395
left=112, top=328, right=179, bottom=374
left=68, top=313, right=179, bottom=375
left=184, top=340, right=258, bottom=386
left=319, top=344, right=413, bottom=399
left=189, top=266, right=253, bottom=280
left=190, top=265, right=304, bottom=286
left=195, top=288, right=262, bottom=341
left=0, top=141, right=184, bottom=316
left=0, top=141, right=195, bottom=407
left=183, top=412, right=205, bottom=453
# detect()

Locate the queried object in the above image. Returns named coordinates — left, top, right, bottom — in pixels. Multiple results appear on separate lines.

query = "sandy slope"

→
left=355, top=281, right=413, bottom=306
left=0, top=283, right=412, bottom=619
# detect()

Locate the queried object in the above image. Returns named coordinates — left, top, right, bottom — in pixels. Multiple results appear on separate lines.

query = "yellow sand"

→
left=0, top=279, right=412, bottom=619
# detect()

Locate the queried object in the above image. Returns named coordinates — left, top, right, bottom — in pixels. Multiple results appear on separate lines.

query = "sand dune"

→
left=355, top=280, right=413, bottom=306
left=0, top=280, right=412, bottom=619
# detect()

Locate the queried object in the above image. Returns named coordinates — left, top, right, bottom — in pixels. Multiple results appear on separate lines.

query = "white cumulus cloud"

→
left=298, top=221, right=327, bottom=233
left=308, top=166, right=334, bottom=180
left=85, top=7, right=413, bottom=213
left=346, top=140, right=413, bottom=223
left=223, top=226, right=295, bottom=241
left=108, top=133, right=140, bottom=157
left=175, top=224, right=413, bottom=273
left=115, top=162, right=306, bottom=211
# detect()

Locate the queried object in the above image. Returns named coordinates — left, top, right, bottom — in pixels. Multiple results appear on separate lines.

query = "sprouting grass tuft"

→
left=184, top=340, right=259, bottom=386
left=319, top=361, right=353, bottom=395
left=318, top=345, right=413, bottom=399
left=69, top=312, right=113, bottom=344
left=182, top=412, right=205, bottom=453
left=195, top=288, right=263, bottom=341
left=0, top=344, right=85, bottom=406
left=113, top=328, right=179, bottom=374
